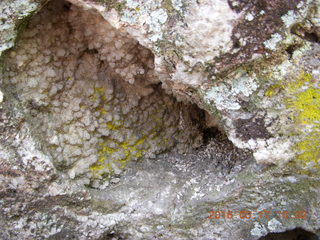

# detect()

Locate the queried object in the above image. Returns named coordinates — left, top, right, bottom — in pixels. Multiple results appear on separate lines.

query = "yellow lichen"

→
left=90, top=144, right=117, bottom=177
left=90, top=136, right=147, bottom=178
left=265, top=84, right=284, bottom=97
left=89, top=87, right=105, bottom=101
left=106, top=122, right=120, bottom=130
left=285, top=70, right=320, bottom=168
left=295, top=131, right=320, bottom=165
left=287, top=88, right=320, bottom=124
left=88, top=87, right=172, bottom=179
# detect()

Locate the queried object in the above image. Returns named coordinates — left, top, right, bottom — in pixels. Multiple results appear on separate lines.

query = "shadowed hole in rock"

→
left=303, top=32, right=319, bottom=43
left=98, top=232, right=125, bottom=240
left=203, top=127, right=221, bottom=144
left=291, top=23, right=320, bottom=43
left=258, top=228, right=319, bottom=240
left=285, top=44, right=302, bottom=59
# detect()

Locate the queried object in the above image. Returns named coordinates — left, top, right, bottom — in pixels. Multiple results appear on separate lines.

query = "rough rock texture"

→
left=0, top=0, right=320, bottom=239
left=0, top=0, right=47, bottom=55
left=40, top=0, right=320, bottom=168
left=1, top=1, right=205, bottom=187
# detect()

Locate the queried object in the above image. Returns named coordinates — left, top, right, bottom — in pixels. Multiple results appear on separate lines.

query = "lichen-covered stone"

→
left=1, top=0, right=204, bottom=186
left=0, top=0, right=47, bottom=56
left=55, top=0, right=320, bottom=168
left=0, top=0, right=320, bottom=239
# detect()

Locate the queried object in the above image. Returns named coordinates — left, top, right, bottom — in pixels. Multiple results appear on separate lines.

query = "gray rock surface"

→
left=0, top=0, right=319, bottom=239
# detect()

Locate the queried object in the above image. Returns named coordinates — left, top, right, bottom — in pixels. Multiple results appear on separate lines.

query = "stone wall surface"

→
left=0, top=0, right=319, bottom=239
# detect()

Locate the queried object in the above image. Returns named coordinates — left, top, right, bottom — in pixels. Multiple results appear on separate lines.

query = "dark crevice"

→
left=259, top=228, right=319, bottom=240
left=203, top=127, right=221, bottom=145
left=303, top=32, right=319, bottom=43
left=285, top=44, right=302, bottom=59
left=291, top=24, right=320, bottom=43
left=233, top=38, right=241, bottom=49
left=98, top=232, right=125, bottom=240
left=63, top=1, right=72, bottom=10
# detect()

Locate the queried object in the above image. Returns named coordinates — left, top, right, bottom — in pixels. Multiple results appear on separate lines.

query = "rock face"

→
left=1, top=0, right=204, bottom=187
left=0, top=0, right=319, bottom=239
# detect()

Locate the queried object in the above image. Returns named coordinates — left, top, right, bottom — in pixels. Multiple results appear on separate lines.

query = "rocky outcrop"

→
left=0, top=0, right=319, bottom=239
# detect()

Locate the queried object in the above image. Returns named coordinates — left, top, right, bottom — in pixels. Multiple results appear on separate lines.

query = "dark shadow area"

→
left=203, top=127, right=221, bottom=144
left=98, top=232, right=125, bottom=240
left=285, top=44, right=302, bottom=59
left=291, top=23, right=320, bottom=43
left=259, top=228, right=319, bottom=240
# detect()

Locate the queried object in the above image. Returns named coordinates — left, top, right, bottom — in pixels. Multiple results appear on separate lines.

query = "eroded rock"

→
left=0, top=0, right=319, bottom=239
